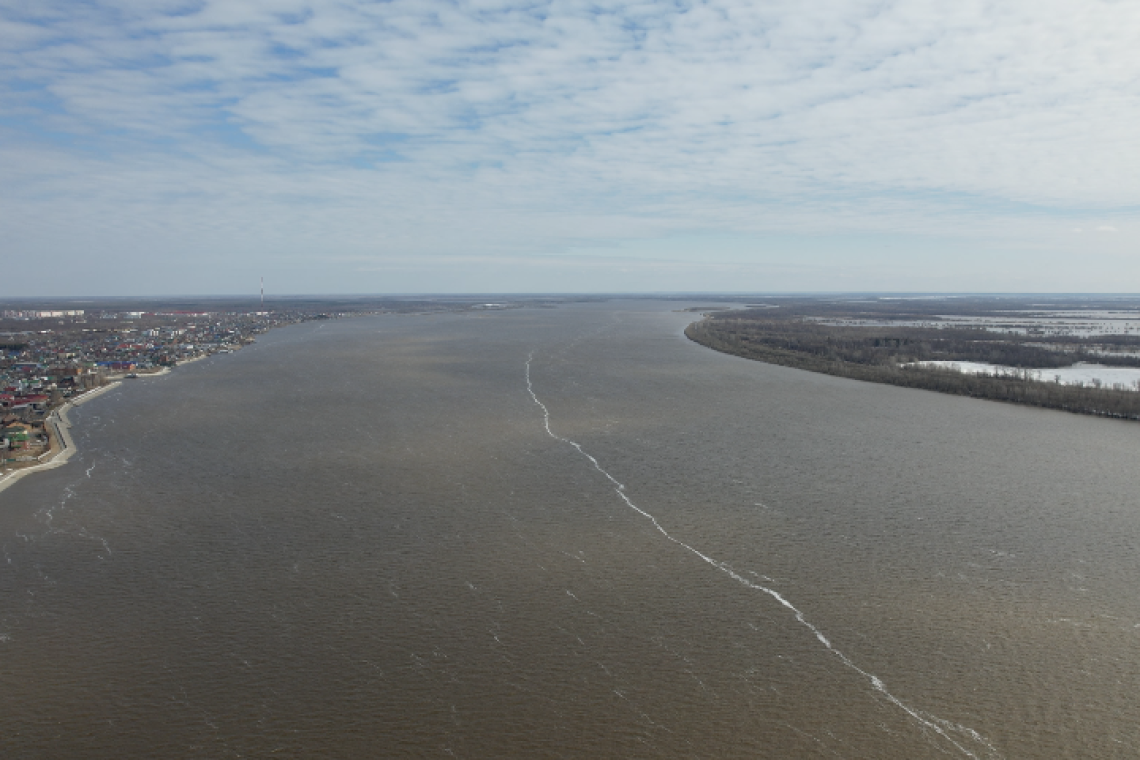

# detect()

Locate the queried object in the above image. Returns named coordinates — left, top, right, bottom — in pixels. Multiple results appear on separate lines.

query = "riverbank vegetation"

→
left=685, top=297, right=1140, bottom=420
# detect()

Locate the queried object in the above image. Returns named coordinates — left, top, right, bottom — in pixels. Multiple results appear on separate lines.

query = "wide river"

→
left=2, top=301, right=1138, bottom=758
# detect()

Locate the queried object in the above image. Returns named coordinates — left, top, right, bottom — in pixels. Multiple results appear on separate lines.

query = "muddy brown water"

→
left=2, top=301, right=1138, bottom=758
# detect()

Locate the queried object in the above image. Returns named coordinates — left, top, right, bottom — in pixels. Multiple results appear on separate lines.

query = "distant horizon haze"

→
left=4, top=291, right=1140, bottom=304
left=4, top=291, right=1140, bottom=305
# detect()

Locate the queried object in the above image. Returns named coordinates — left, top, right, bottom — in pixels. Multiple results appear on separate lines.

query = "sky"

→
left=2, top=0, right=1138, bottom=296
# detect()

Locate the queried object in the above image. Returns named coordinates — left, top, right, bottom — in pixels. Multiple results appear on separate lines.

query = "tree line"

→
left=686, top=318, right=1140, bottom=421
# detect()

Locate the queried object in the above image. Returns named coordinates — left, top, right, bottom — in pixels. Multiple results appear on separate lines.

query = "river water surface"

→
left=2, top=301, right=1138, bottom=758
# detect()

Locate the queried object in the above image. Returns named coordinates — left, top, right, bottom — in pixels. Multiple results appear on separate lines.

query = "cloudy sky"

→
left=2, top=0, right=1138, bottom=295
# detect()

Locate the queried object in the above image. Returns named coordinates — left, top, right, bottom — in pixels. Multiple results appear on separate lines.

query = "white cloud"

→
left=2, top=0, right=1139, bottom=293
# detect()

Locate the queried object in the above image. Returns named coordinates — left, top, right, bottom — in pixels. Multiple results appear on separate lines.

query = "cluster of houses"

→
left=0, top=380, right=56, bottom=464
left=1, top=309, right=305, bottom=469
left=0, top=419, right=48, bottom=462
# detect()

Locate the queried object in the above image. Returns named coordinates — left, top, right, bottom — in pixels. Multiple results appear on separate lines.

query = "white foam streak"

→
left=524, top=353, right=999, bottom=760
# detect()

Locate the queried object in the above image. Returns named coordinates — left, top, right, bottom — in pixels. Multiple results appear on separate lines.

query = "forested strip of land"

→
left=686, top=317, right=1140, bottom=420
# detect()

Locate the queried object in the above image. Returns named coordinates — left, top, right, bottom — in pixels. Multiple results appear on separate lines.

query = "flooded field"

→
left=915, top=361, right=1140, bottom=390
left=2, top=301, right=1138, bottom=758
left=817, top=309, right=1140, bottom=337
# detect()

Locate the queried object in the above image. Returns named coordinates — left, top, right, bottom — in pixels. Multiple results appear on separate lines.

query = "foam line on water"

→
left=525, top=353, right=999, bottom=760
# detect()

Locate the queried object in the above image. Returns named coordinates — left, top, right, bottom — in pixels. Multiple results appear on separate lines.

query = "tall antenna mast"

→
left=260, top=277, right=264, bottom=309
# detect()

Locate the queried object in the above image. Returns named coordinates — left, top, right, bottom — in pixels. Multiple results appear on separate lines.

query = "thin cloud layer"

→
left=1, top=0, right=1137, bottom=293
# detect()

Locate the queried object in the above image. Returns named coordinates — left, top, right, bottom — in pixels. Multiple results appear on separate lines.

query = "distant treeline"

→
left=686, top=317, right=1140, bottom=421
left=695, top=313, right=1140, bottom=369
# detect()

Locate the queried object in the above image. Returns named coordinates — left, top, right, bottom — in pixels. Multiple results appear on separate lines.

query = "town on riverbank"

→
left=1, top=295, right=537, bottom=481
left=1, top=305, right=312, bottom=479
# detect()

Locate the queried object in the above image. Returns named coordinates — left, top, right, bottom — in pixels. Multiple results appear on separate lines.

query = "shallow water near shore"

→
left=2, top=301, right=1138, bottom=758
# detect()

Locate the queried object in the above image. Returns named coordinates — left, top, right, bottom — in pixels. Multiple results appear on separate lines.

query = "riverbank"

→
left=0, top=334, right=275, bottom=496
left=0, top=359, right=190, bottom=495
left=0, top=381, right=123, bottom=495
left=686, top=316, right=1140, bottom=421
left=2, top=326, right=302, bottom=497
